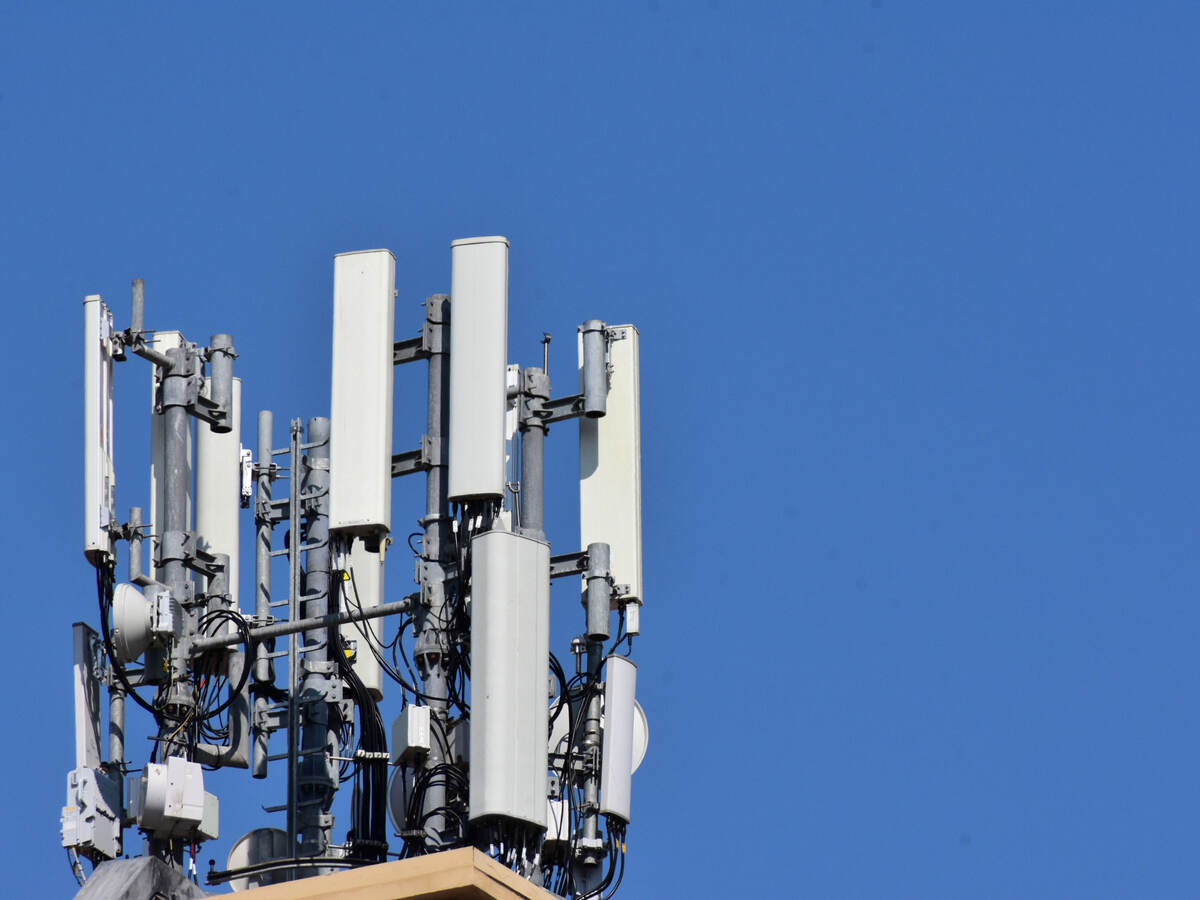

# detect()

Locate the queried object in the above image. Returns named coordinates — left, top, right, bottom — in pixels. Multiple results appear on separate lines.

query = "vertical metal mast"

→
left=414, top=294, right=453, bottom=847
left=297, top=417, right=338, bottom=859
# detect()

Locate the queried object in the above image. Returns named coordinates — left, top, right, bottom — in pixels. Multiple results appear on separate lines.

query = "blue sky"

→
left=3, top=2, right=1199, bottom=896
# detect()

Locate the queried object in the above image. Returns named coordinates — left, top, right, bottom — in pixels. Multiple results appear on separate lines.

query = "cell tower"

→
left=64, top=240, right=647, bottom=899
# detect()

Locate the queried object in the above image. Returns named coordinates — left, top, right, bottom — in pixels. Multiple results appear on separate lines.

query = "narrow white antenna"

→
left=83, top=295, right=115, bottom=563
left=196, top=376, right=242, bottom=608
left=329, top=249, right=395, bottom=540
left=599, top=655, right=636, bottom=823
left=448, top=236, right=509, bottom=502
left=341, top=537, right=385, bottom=700
left=579, top=325, right=643, bottom=632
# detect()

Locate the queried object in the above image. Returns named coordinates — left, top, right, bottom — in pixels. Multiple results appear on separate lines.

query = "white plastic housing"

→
left=448, top=237, right=509, bottom=502
left=342, top=537, right=385, bottom=700
left=197, top=377, right=242, bottom=609
left=469, top=529, right=549, bottom=829
left=72, top=623, right=102, bottom=770
left=498, top=364, right=521, bottom=531
left=83, top=295, right=116, bottom=563
left=580, top=326, right=643, bottom=618
left=130, top=756, right=207, bottom=838
left=600, top=655, right=637, bottom=823
left=391, top=705, right=432, bottom=765
left=150, top=331, right=191, bottom=578
left=330, top=249, right=395, bottom=537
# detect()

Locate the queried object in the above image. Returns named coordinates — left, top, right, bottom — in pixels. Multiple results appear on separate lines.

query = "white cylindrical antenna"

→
left=83, top=295, right=116, bottom=564
left=197, top=376, right=242, bottom=609
left=579, top=325, right=643, bottom=630
left=600, top=654, right=637, bottom=824
left=448, top=236, right=509, bottom=502
left=341, top=537, right=384, bottom=700
left=469, top=529, right=549, bottom=830
left=330, top=249, right=396, bottom=540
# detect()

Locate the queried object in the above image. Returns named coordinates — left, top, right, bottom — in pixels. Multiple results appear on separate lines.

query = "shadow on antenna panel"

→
left=66, top=239, right=647, bottom=900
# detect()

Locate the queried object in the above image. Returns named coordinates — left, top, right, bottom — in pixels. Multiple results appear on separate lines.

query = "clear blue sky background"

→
left=3, top=2, right=1198, bottom=896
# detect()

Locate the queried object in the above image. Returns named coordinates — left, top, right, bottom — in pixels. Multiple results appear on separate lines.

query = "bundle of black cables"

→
left=335, top=631, right=389, bottom=863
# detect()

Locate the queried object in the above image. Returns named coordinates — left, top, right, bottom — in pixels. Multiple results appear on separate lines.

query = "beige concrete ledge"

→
left=234, top=848, right=558, bottom=900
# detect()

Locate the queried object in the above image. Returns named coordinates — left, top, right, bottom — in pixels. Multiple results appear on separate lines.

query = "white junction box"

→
left=448, top=237, right=509, bottom=502
left=196, top=376, right=241, bottom=609
left=580, top=325, right=643, bottom=625
left=392, top=705, right=432, bottom=765
left=330, top=249, right=395, bottom=538
left=83, top=295, right=116, bottom=563
left=128, top=756, right=218, bottom=840
left=469, top=529, right=549, bottom=829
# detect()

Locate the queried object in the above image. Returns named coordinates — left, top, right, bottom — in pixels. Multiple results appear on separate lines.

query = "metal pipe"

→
left=131, top=278, right=145, bottom=335
left=585, top=542, right=612, bottom=642
left=253, top=410, right=273, bottom=779
left=519, top=368, right=549, bottom=540
left=298, top=417, right=335, bottom=857
left=207, top=334, right=235, bottom=434
left=580, top=319, right=607, bottom=418
left=191, top=649, right=250, bottom=768
left=127, top=506, right=153, bottom=587
left=286, top=419, right=302, bottom=851
left=108, top=684, right=125, bottom=768
left=416, top=294, right=451, bottom=847
left=190, top=598, right=414, bottom=653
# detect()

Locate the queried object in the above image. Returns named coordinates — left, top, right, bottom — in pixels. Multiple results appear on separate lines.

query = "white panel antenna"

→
left=580, top=325, right=643, bottom=631
left=329, top=249, right=395, bottom=538
left=196, top=376, right=242, bottom=608
left=469, top=529, right=549, bottom=830
left=84, top=295, right=116, bottom=563
left=448, top=237, right=509, bottom=502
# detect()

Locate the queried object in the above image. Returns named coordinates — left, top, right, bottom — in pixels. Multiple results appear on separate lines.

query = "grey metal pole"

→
left=580, top=320, right=608, bottom=418
left=286, top=419, right=301, bottom=852
left=152, top=344, right=192, bottom=867
left=415, top=294, right=451, bottom=848
left=108, top=685, right=125, bottom=769
left=253, top=410, right=273, bottom=779
left=208, top=334, right=236, bottom=434
left=298, top=417, right=337, bottom=860
left=585, top=542, right=612, bottom=642
left=519, top=368, right=550, bottom=541
left=131, top=278, right=145, bottom=336
left=190, top=598, right=414, bottom=652
left=571, top=640, right=606, bottom=889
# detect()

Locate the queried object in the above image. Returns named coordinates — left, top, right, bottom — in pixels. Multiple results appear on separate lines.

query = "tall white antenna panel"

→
left=330, top=249, right=395, bottom=538
left=150, top=331, right=191, bottom=578
left=196, top=376, right=242, bottom=608
left=83, top=295, right=116, bottom=563
left=448, top=236, right=509, bottom=502
left=469, top=529, right=549, bottom=830
left=341, top=537, right=385, bottom=700
left=580, top=326, right=643, bottom=629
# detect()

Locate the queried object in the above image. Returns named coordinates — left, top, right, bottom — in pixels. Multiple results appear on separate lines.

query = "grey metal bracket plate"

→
left=550, top=550, right=589, bottom=579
